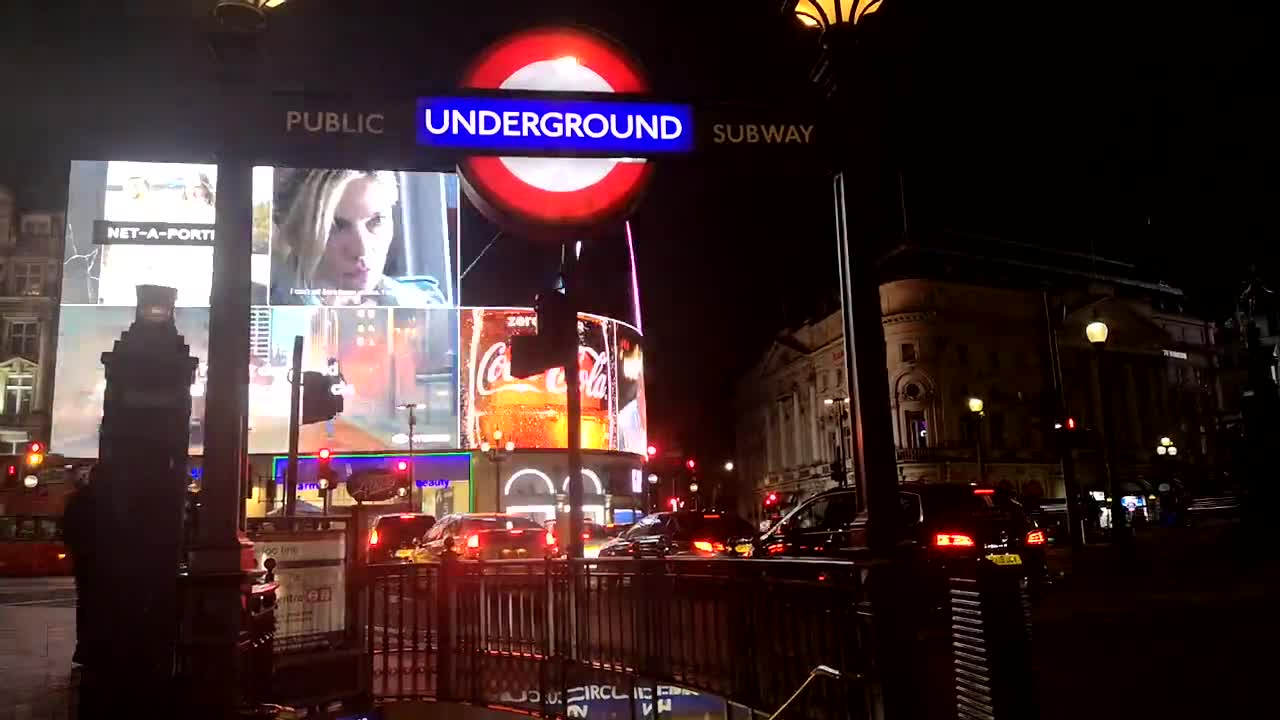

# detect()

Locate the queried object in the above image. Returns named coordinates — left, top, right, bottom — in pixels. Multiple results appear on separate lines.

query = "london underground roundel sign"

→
left=458, top=28, right=655, bottom=230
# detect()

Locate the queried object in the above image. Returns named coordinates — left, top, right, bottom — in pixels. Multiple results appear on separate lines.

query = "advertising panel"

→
left=261, top=167, right=458, bottom=307
left=459, top=307, right=617, bottom=452
left=614, top=323, right=648, bottom=456
left=252, top=533, right=346, bottom=648
left=52, top=161, right=462, bottom=458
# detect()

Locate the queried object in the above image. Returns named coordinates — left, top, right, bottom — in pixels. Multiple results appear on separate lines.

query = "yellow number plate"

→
left=735, top=544, right=753, bottom=556
left=986, top=553, right=1022, bottom=566
left=394, top=549, right=414, bottom=559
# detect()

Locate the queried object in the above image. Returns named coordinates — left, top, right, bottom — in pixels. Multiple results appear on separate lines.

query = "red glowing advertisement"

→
left=461, top=307, right=628, bottom=451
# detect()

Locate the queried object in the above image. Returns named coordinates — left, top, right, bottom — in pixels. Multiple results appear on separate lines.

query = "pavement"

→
left=1032, top=520, right=1272, bottom=720
left=0, top=578, right=76, bottom=720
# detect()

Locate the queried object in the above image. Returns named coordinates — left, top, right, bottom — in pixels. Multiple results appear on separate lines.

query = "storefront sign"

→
left=417, top=96, right=693, bottom=155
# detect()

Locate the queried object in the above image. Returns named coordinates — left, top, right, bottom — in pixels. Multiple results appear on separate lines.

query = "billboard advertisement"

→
left=459, top=307, right=645, bottom=454
left=52, top=160, right=645, bottom=459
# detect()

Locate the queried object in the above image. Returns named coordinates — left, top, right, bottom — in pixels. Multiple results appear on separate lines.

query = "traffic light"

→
left=394, top=459, right=411, bottom=498
left=5, top=463, right=16, bottom=488
left=302, top=371, right=344, bottom=425
left=316, top=448, right=334, bottom=491
left=830, top=458, right=847, bottom=487
left=646, top=444, right=657, bottom=459
left=1066, top=417, right=1077, bottom=431
left=685, top=458, right=696, bottom=470
left=764, top=491, right=779, bottom=508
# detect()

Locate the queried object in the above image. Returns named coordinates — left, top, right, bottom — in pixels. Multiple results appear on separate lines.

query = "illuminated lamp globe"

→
left=23, top=475, right=38, bottom=489
left=724, top=461, right=735, bottom=472
left=480, top=441, right=491, bottom=453
left=504, top=441, right=515, bottom=452
left=689, top=482, right=699, bottom=493
left=1167, top=446, right=1178, bottom=456
left=1085, top=320, right=1110, bottom=346
left=1160, top=436, right=1173, bottom=447
left=793, top=0, right=884, bottom=30
left=647, top=473, right=659, bottom=485
left=1156, top=446, right=1167, bottom=456
left=967, top=397, right=985, bottom=414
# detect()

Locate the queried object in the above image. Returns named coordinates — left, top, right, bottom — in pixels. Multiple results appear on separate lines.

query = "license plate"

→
left=735, top=544, right=753, bottom=556
left=986, top=553, right=1022, bottom=566
left=394, top=549, right=414, bottom=559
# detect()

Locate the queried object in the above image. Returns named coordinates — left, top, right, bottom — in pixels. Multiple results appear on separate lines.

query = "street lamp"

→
left=479, top=431, right=516, bottom=512
left=792, top=0, right=883, bottom=30
left=968, top=397, right=985, bottom=484
left=1085, top=319, right=1124, bottom=542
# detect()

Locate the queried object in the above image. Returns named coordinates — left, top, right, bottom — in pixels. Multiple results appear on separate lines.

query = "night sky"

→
left=0, top=1, right=1271, bottom=462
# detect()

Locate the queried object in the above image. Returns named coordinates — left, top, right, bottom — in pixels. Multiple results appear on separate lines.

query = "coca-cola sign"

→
left=460, top=308, right=621, bottom=451
left=476, top=342, right=610, bottom=400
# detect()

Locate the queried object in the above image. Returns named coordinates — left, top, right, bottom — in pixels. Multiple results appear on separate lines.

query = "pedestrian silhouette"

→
left=62, top=467, right=98, bottom=667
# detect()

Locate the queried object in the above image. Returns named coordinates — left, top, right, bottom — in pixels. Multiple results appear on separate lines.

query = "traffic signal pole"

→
left=285, top=335, right=303, bottom=517
left=564, top=244, right=586, bottom=561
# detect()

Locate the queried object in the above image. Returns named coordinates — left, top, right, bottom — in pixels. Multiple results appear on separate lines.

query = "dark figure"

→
left=62, top=469, right=97, bottom=667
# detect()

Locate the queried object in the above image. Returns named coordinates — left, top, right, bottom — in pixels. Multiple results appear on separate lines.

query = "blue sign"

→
left=416, top=96, right=695, bottom=155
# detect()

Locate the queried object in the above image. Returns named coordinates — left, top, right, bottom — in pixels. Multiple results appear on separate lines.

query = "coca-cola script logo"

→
left=477, top=342, right=610, bottom=400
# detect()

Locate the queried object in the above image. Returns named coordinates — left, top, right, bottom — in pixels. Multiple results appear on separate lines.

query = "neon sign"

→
left=416, top=97, right=692, bottom=155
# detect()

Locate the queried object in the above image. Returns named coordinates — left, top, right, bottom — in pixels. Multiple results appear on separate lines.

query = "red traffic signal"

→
left=646, top=444, right=657, bottom=458
left=318, top=448, right=332, bottom=460
left=1066, top=417, right=1077, bottom=430
left=395, top=460, right=409, bottom=472
left=765, top=492, right=779, bottom=506
left=685, top=458, right=696, bottom=470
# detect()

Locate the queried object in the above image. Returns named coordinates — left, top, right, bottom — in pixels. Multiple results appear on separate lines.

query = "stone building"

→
left=0, top=184, right=63, bottom=454
left=734, top=240, right=1222, bottom=522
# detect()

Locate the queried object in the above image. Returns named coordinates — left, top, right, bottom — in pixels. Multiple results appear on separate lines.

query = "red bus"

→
left=0, top=515, right=73, bottom=577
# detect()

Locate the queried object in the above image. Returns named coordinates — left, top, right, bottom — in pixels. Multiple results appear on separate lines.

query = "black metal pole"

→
left=285, top=335, right=303, bottom=517
left=564, top=244, right=585, bottom=560
left=1042, top=291, right=1083, bottom=550
left=1091, top=347, right=1125, bottom=541
left=975, top=413, right=985, bottom=484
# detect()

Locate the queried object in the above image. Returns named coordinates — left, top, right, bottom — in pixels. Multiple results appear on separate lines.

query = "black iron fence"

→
left=363, top=557, right=881, bottom=718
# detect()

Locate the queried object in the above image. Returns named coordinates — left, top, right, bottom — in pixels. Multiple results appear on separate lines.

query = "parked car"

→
left=544, top=519, right=611, bottom=558
left=597, top=510, right=757, bottom=558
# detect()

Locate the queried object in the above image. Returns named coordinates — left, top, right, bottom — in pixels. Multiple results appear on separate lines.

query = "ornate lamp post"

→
left=968, top=396, right=986, bottom=484
left=783, top=4, right=914, bottom=716
left=1085, top=319, right=1125, bottom=541
left=479, top=429, right=516, bottom=512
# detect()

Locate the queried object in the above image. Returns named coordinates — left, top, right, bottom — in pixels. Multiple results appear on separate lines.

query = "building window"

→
left=956, top=344, right=969, bottom=365
left=7, top=321, right=39, bottom=358
left=989, top=350, right=1000, bottom=369
left=4, top=372, right=34, bottom=415
left=21, top=216, right=51, bottom=237
left=901, top=343, right=917, bottom=363
left=14, top=263, right=43, bottom=296
left=905, top=410, right=928, bottom=449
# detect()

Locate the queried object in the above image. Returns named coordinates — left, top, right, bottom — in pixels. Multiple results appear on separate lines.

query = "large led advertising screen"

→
left=52, top=159, right=645, bottom=459
left=53, top=161, right=462, bottom=458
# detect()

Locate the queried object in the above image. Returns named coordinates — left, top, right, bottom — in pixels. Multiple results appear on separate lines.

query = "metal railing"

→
left=363, top=557, right=880, bottom=718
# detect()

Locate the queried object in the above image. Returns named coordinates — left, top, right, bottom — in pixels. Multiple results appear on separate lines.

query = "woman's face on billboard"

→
left=316, top=176, right=395, bottom=292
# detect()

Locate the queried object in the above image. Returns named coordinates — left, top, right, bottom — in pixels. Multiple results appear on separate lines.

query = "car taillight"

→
left=1026, top=529, right=1046, bottom=546
left=466, top=534, right=480, bottom=549
left=509, top=529, right=525, bottom=535
left=581, top=532, right=591, bottom=540
left=369, top=529, right=380, bottom=546
left=934, top=533, right=975, bottom=548
left=545, top=530, right=557, bottom=546
left=693, top=540, right=725, bottom=554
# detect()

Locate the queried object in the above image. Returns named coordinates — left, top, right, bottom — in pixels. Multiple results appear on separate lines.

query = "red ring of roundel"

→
left=460, top=27, right=653, bottom=226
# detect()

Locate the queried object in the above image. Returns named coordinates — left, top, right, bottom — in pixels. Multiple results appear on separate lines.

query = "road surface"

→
left=0, top=577, right=76, bottom=719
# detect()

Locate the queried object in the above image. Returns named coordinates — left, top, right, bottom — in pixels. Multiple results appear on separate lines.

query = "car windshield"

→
left=375, top=515, right=434, bottom=545
left=919, top=487, right=1025, bottom=526
left=461, top=515, right=543, bottom=533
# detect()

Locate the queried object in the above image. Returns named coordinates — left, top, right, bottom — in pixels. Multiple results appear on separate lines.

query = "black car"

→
left=597, top=510, right=757, bottom=558
left=755, top=484, right=1047, bottom=585
left=368, top=513, right=436, bottom=563
left=417, top=513, right=557, bottom=561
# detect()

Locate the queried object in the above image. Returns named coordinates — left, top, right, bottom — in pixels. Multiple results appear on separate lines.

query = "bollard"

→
left=947, top=565, right=1037, bottom=720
